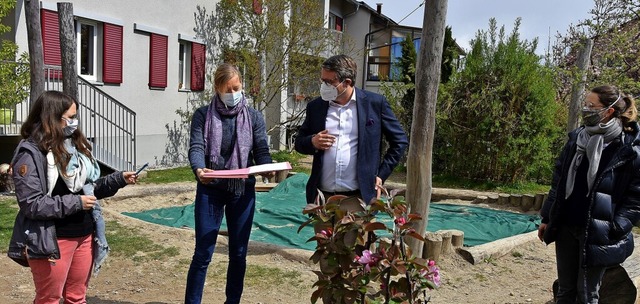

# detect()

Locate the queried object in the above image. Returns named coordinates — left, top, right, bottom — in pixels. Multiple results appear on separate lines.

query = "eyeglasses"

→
left=320, top=78, right=340, bottom=87
left=582, top=102, right=605, bottom=110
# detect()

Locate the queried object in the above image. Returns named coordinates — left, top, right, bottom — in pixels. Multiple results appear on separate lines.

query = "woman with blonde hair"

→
left=185, top=63, right=273, bottom=304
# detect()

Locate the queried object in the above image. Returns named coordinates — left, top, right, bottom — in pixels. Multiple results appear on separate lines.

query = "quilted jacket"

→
left=540, top=122, right=640, bottom=267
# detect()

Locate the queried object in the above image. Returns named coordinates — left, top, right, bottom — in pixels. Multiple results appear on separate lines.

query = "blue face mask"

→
left=221, top=91, right=243, bottom=107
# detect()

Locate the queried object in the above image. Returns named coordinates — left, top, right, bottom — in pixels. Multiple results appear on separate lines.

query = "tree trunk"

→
left=24, top=0, right=45, bottom=104
left=405, top=0, right=448, bottom=257
left=58, top=3, right=78, bottom=102
left=567, top=38, right=593, bottom=132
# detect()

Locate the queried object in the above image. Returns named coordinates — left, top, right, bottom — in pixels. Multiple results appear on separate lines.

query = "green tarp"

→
left=124, top=173, right=540, bottom=250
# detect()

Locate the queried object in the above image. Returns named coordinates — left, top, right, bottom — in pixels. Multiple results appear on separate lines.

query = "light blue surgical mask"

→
left=221, top=91, right=243, bottom=107
left=62, top=117, right=79, bottom=137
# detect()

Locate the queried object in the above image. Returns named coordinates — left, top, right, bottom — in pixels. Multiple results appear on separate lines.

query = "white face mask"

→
left=320, top=81, right=345, bottom=101
left=63, top=118, right=79, bottom=137
left=221, top=91, right=243, bottom=107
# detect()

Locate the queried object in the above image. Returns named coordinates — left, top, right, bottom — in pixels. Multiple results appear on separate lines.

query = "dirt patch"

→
left=1, top=181, right=558, bottom=304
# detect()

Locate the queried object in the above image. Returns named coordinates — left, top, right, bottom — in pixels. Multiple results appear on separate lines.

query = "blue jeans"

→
left=184, top=183, right=256, bottom=304
left=555, top=225, right=606, bottom=304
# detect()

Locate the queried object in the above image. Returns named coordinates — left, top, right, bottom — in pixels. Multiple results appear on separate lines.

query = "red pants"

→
left=28, top=234, right=93, bottom=304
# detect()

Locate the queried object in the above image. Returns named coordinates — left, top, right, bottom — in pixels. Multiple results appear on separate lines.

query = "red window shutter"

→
left=253, top=0, right=263, bottom=15
left=335, top=16, right=343, bottom=31
left=190, top=43, right=206, bottom=91
left=103, top=23, right=123, bottom=84
left=149, top=33, right=168, bottom=88
left=41, top=9, right=61, bottom=66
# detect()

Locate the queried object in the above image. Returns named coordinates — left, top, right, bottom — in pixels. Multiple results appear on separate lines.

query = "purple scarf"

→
left=204, top=94, right=253, bottom=193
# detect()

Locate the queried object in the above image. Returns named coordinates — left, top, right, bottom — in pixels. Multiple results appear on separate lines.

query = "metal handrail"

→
left=40, top=67, right=137, bottom=171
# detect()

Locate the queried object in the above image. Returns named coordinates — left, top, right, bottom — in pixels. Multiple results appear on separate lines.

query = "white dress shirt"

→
left=320, top=91, right=359, bottom=192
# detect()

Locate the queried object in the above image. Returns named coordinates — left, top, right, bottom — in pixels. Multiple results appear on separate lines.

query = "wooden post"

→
left=423, top=232, right=443, bottom=262
left=509, top=194, right=522, bottom=207
left=450, top=230, right=464, bottom=248
left=567, top=39, right=593, bottom=132
left=275, top=169, right=289, bottom=183
left=406, top=0, right=448, bottom=257
left=533, top=193, right=545, bottom=211
left=487, top=194, right=499, bottom=204
left=497, top=193, right=509, bottom=205
left=472, top=195, right=487, bottom=204
left=57, top=3, right=78, bottom=102
left=24, top=0, right=45, bottom=103
left=521, top=194, right=535, bottom=212
left=437, top=230, right=453, bottom=255
left=457, top=231, right=537, bottom=265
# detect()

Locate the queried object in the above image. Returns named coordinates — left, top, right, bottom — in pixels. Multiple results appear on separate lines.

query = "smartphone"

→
left=135, top=162, right=149, bottom=176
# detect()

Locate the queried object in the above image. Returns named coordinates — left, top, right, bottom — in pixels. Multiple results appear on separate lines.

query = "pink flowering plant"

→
left=299, top=188, right=441, bottom=304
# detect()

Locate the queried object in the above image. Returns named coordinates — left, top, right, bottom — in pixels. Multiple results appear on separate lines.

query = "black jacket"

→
left=540, top=122, right=640, bottom=267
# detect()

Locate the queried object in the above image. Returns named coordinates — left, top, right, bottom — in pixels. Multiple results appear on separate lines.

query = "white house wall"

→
left=342, top=8, right=371, bottom=89
left=12, top=0, right=216, bottom=168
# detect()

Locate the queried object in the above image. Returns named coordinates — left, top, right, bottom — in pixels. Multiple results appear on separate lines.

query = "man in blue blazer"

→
left=294, top=54, right=408, bottom=206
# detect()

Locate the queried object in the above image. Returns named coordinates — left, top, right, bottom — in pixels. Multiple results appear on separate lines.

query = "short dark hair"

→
left=322, top=55, right=357, bottom=87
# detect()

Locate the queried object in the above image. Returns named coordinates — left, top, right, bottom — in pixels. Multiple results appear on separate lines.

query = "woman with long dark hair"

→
left=7, top=90, right=137, bottom=303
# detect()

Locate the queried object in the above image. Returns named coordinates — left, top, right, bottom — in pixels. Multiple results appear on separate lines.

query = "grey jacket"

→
left=7, top=139, right=127, bottom=266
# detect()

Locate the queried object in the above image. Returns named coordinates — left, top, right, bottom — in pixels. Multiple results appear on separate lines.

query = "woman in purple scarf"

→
left=185, top=63, right=273, bottom=304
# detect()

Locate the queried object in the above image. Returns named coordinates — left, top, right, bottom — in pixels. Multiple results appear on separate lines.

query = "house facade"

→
left=4, top=0, right=211, bottom=169
left=1, top=0, right=424, bottom=169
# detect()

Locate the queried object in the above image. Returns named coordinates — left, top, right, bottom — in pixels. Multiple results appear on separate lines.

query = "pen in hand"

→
left=135, top=162, right=149, bottom=176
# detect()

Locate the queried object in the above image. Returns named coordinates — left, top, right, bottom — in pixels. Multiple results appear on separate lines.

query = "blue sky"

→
left=362, top=0, right=594, bottom=54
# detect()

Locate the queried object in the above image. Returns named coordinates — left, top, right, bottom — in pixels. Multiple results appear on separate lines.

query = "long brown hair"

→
left=21, top=91, right=93, bottom=174
left=591, top=85, right=638, bottom=131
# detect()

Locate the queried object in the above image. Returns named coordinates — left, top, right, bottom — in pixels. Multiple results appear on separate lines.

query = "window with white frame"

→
left=177, top=35, right=205, bottom=92
left=178, top=41, right=191, bottom=90
left=40, top=8, right=123, bottom=84
left=76, top=19, right=101, bottom=81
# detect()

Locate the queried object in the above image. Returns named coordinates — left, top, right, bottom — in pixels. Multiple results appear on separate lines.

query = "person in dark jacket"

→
left=8, top=91, right=137, bottom=304
left=184, top=63, right=273, bottom=304
left=538, top=85, right=640, bottom=303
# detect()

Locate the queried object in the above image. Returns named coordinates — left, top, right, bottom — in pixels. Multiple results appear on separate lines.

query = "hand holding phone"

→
left=135, top=162, right=149, bottom=176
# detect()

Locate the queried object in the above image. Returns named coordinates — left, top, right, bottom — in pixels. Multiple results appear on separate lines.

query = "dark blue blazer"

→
left=294, top=87, right=408, bottom=205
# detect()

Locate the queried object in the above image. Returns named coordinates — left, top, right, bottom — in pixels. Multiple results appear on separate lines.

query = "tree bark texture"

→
left=567, top=38, right=593, bottom=133
left=406, top=0, right=448, bottom=258
left=58, top=3, right=78, bottom=102
left=25, top=0, right=45, bottom=104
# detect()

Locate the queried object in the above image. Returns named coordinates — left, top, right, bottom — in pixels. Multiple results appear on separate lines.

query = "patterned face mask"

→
left=581, top=93, right=621, bottom=126
left=581, top=107, right=607, bottom=126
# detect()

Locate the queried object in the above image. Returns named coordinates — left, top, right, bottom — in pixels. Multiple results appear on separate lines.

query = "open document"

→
left=201, top=162, right=292, bottom=179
